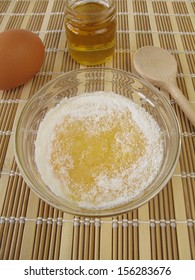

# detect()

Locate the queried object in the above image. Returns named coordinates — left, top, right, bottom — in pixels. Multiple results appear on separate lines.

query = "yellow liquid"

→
left=65, top=2, right=116, bottom=65
left=50, top=111, right=146, bottom=205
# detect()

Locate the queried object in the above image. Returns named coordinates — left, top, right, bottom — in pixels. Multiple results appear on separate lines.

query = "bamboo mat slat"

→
left=0, top=0, right=194, bottom=260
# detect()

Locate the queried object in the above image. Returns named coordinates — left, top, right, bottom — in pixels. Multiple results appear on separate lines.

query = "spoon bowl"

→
left=133, top=46, right=195, bottom=127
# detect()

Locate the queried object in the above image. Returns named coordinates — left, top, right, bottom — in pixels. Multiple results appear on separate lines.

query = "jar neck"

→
left=65, top=0, right=116, bottom=25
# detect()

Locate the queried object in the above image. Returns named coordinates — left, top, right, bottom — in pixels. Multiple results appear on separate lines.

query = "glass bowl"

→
left=15, top=68, right=181, bottom=217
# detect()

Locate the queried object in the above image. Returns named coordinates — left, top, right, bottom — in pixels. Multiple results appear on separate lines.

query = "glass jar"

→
left=65, top=0, right=116, bottom=65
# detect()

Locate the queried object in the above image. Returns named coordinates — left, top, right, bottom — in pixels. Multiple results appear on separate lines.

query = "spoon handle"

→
left=166, top=83, right=195, bottom=127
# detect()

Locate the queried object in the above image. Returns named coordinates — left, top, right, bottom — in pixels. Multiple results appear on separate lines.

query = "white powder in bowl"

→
left=35, top=92, right=164, bottom=209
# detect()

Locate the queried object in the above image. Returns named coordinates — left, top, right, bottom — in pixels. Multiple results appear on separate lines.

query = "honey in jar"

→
left=65, top=0, right=116, bottom=65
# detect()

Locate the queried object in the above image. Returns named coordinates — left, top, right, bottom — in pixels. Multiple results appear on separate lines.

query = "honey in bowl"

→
left=64, top=0, right=116, bottom=65
left=35, top=92, right=164, bottom=210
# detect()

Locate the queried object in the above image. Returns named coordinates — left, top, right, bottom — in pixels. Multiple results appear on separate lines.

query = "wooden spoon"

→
left=132, top=46, right=195, bottom=127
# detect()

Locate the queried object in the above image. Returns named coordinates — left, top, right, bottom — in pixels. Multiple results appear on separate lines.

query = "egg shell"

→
left=0, top=29, right=45, bottom=90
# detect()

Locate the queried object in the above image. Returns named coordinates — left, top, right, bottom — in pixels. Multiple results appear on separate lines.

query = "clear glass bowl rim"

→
left=14, top=67, right=181, bottom=217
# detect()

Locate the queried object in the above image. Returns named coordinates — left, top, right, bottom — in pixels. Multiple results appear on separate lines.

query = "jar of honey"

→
left=65, top=0, right=116, bottom=65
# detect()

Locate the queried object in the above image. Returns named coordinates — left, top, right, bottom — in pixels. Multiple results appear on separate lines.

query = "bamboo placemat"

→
left=0, top=0, right=194, bottom=260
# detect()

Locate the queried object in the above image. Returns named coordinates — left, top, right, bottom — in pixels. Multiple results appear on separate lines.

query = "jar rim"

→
left=65, top=0, right=115, bottom=17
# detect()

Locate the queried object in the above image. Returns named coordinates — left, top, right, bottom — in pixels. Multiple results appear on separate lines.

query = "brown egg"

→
left=0, top=29, right=45, bottom=90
